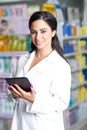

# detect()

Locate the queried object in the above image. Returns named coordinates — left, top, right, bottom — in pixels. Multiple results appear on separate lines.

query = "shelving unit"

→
left=0, top=1, right=86, bottom=130
left=0, top=1, right=47, bottom=130
left=67, top=118, right=87, bottom=130
left=63, top=35, right=87, bottom=130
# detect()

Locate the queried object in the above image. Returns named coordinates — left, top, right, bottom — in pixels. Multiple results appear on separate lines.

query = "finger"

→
left=14, top=84, right=26, bottom=95
left=8, top=85, right=21, bottom=96
left=30, top=85, right=35, bottom=94
left=8, top=85, right=13, bottom=90
left=10, top=85, right=22, bottom=97
left=12, top=93, right=19, bottom=98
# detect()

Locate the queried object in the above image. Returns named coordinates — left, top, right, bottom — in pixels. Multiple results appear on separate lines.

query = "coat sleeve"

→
left=9, top=55, right=24, bottom=77
left=8, top=53, right=29, bottom=101
left=10, top=53, right=30, bottom=77
left=26, top=63, right=71, bottom=114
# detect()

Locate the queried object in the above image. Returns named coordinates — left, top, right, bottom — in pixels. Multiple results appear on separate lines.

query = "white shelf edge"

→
left=0, top=93, right=8, bottom=98
left=67, top=99, right=87, bottom=110
left=64, top=50, right=87, bottom=57
left=71, top=66, right=87, bottom=73
left=0, top=113, right=13, bottom=119
left=0, top=51, right=28, bottom=57
left=71, top=81, right=87, bottom=89
left=0, top=73, right=10, bottom=78
left=63, top=36, right=87, bottom=41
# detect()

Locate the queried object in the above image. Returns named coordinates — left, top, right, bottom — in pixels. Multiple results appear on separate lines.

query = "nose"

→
left=36, top=32, right=41, bottom=40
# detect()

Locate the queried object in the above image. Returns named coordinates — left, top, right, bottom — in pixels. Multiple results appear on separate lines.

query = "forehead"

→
left=30, top=19, right=50, bottom=29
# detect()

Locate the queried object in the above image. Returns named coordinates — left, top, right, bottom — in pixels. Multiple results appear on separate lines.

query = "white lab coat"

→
left=11, top=50, right=71, bottom=130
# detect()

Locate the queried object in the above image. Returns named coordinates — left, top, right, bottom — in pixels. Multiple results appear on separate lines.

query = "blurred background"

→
left=0, top=0, right=87, bottom=130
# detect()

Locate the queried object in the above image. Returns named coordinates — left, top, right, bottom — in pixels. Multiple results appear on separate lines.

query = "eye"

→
left=30, top=30, right=36, bottom=34
left=41, top=29, right=46, bottom=33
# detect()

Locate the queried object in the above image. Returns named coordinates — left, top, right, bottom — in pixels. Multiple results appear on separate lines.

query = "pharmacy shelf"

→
left=68, top=99, right=87, bottom=110
left=0, top=113, right=13, bottom=119
left=66, top=118, right=87, bottom=130
left=71, top=66, right=87, bottom=73
left=64, top=100, right=87, bottom=130
left=64, top=50, right=87, bottom=57
left=0, top=51, right=28, bottom=57
left=71, top=81, right=87, bottom=89
left=0, top=0, right=45, bottom=5
left=0, top=93, right=8, bottom=98
left=0, top=73, right=10, bottom=78
left=63, top=35, right=87, bottom=130
left=63, top=36, right=87, bottom=41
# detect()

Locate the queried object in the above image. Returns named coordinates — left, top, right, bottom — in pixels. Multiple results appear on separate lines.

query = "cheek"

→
left=43, top=31, right=51, bottom=37
left=44, top=33, right=53, bottom=40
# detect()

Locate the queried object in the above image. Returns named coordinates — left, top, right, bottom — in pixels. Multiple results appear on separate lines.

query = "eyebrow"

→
left=30, top=28, right=47, bottom=31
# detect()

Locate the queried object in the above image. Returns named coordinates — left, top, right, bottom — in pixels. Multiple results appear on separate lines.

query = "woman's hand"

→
left=8, top=84, right=35, bottom=103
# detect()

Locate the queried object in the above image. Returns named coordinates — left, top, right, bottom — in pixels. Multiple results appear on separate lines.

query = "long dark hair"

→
left=28, top=11, right=66, bottom=60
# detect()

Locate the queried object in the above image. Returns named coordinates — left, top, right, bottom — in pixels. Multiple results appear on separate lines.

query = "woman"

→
left=8, top=11, right=71, bottom=130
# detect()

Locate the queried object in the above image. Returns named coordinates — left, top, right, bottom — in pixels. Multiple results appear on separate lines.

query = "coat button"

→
left=52, top=94, right=54, bottom=96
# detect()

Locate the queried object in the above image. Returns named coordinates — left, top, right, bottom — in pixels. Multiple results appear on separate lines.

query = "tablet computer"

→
left=5, top=77, right=31, bottom=92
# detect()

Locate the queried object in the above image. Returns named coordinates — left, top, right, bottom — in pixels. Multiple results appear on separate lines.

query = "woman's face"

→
left=30, top=19, right=55, bottom=50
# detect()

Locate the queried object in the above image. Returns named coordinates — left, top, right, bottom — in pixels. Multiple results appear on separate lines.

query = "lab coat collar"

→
left=25, top=50, right=61, bottom=64
left=45, top=50, right=61, bottom=64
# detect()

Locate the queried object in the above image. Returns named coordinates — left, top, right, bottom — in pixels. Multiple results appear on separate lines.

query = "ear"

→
left=52, top=30, right=56, bottom=37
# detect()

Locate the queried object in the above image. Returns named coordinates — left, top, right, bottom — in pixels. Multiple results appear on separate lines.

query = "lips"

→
left=35, top=41, right=42, bottom=45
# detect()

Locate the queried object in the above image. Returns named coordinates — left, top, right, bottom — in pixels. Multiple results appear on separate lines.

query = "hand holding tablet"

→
left=5, top=77, right=31, bottom=92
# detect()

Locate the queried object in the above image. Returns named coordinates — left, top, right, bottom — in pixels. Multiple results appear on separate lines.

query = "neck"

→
left=35, top=48, right=53, bottom=58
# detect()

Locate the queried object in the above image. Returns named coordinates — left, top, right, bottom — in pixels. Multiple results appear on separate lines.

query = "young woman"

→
left=8, top=11, right=71, bottom=130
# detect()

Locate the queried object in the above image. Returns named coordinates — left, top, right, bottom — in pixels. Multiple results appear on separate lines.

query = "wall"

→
left=0, top=0, right=83, bottom=12
left=58, top=0, right=83, bottom=12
